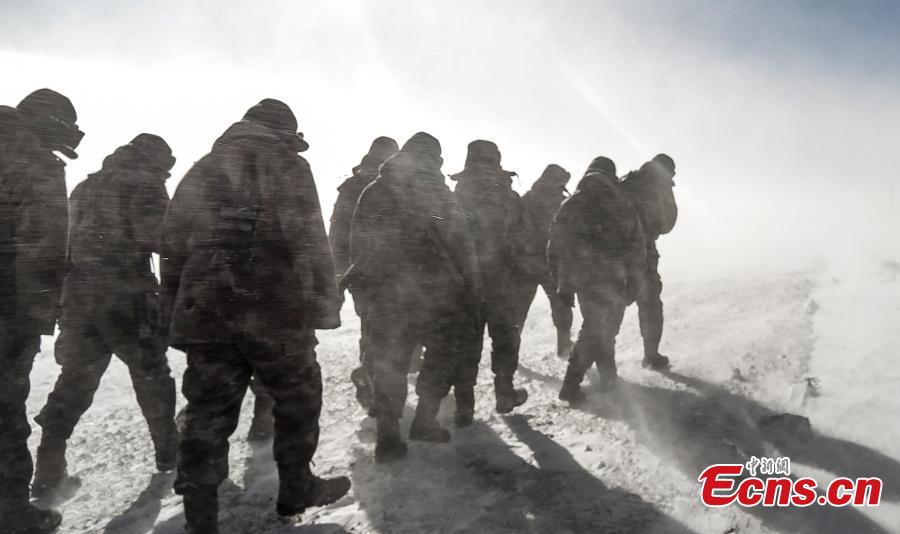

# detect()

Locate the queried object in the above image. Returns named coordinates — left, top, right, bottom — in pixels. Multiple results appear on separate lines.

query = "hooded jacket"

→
left=451, top=143, right=542, bottom=282
left=329, top=140, right=398, bottom=284
left=59, top=143, right=170, bottom=332
left=0, top=105, right=69, bottom=335
left=346, top=137, right=481, bottom=307
left=618, top=162, right=678, bottom=244
left=547, top=172, right=646, bottom=296
left=523, top=164, right=569, bottom=254
left=160, top=121, right=339, bottom=348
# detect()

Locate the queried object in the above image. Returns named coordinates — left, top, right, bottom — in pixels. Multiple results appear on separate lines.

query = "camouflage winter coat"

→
left=160, top=121, right=339, bottom=349
left=547, top=173, right=646, bottom=297
left=346, top=151, right=482, bottom=308
left=60, top=149, right=169, bottom=334
left=452, top=165, right=543, bottom=283
left=0, top=105, right=69, bottom=335
left=618, top=165, right=677, bottom=244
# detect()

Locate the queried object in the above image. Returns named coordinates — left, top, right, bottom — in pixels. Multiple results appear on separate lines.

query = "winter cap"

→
left=585, top=156, right=616, bottom=177
left=17, top=88, right=83, bottom=159
left=131, top=133, right=176, bottom=177
left=368, top=136, right=399, bottom=161
left=401, top=132, right=442, bottom=159
left=651, top=153, right=675, bottom=174
left=243, top=98, right=309, bottom=152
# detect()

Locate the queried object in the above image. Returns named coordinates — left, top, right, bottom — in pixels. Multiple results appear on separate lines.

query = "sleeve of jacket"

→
left=546, top=196, right=574, bottom=294
left=277, top=155, right=341, bottom=330
left=130, top=177, right=170, bottom=255
left=14, top=158, right=68, bottom=334
left=345, top=181, right=390, bottom=290
left=159, top=168, right=198, bottom=341
left=509, top=192, right=546, bottom=278
left=328, top=183, right=355, bottom=285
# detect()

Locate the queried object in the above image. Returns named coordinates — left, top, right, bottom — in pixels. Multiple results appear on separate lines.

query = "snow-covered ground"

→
left=25, top=260, right=900, bottom=533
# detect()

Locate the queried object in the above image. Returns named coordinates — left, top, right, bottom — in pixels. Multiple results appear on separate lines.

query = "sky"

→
left=2, top=0, right=899, bottom=276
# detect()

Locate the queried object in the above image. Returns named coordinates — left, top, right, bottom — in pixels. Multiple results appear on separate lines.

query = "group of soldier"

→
left=0, top=88, right=677, bottom=534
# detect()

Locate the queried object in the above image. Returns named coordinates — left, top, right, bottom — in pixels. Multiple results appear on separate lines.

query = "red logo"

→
left=698, top=458, right=882, bottom=507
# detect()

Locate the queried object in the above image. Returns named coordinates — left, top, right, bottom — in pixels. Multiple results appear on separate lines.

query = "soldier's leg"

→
left=483, top=288, right=528, bottom=413
left=541, top=279, right=574, bottom=357
left=367, top=297, right=419, bottom=460
left=0, top=333, right=50, bottom=519
left=349, top=289, right=375, bottom=412
left=249, top=333, right=350, bottom=515
left=513, top=281, right=539, bottom=332
left=637, top=248, right=666, bottom=363
left=414, top=301, right=476, bottom=440
left=175, top=343, right=250, bottom=533
left=448, top=304, right=484, bottom=428
left=247, top=376, right=275, bottom=443
left=593, top=291, right=628, bottom=389
left=559, top=294, right=602, bottom=402
left=112, top=336, right=178, bottom=471
left=33, top=325, right=112, bottom=495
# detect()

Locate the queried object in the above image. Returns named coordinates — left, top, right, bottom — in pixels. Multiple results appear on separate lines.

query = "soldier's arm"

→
left=131, top=178, right=170, bottom=254
left=329, top=186, right=355, bottom=284
left=15, top=162, right=68, bottom=332
left=277, top=155, right=341, bottom=329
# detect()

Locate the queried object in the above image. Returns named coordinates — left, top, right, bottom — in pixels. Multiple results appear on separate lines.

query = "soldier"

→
left=329, top=136, right=399, bottom=412
left=619, top=154, right=678, bottom=370
left=347, top=132, right=483, bottom=461
left=549, top=157, right=646, bottom=401
left=516, top=164, right=575, bottom=358
left=161, top=99, right=349, bottom=532
left=451, top=140, right=539, bottom=421
left=0, top=89, right=83, bottom=534
left=32, top=135, right=178, bottom=500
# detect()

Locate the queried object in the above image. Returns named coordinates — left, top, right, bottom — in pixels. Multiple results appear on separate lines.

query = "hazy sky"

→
left=2, top=0, right=899, bottom=274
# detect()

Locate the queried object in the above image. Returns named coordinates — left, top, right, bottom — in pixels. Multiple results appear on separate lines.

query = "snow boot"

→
left=276, top=466, right=351, bottom=517
left=374, top=418, right=408, bottom=463
left=494, top=376, right=528, bottom=414
left=31, top=436, right=80, bottom=501
left=596, top=361, right=619, bottom=392
left=409, top=396, right=451, bottom=443
left=247, top=393, right=274, bottom=444
left=2, top=502, right=62, bottom=534
left=183, top=487, right=218, bottom=534
left=642, top=353, right=670, bottom=371
left=150, top=418, right=179, bottom=472
left=556, top=329, right=574, bottom=359
left=350, top=367, right=375, bottom=413
left=453, top=387, right=475, bottom=428
left=558, top=368, right=586, bottom=404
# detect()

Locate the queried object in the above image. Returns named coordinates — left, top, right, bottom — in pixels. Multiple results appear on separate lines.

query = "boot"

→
left=150, top=419, right=179, bottom=472
left=374, top=418, right=408, bottom=463
left=276, top=466, right=351, bottom=517
left=2, top=502, right=62, bottom=534
left=31, top=435, right=80, bottom=501
left=453, top=387, right=475, bottom=428
left=556, top=329, right=574, bottom=359
left=558, top=367, right=586, bottom=404
left=183, top=487, right=218, bottom=534
left=350, top=367, right=375, bottom=413
left=247, top=394, right=274, bottom=444
left=642, top=353, right=670, bottom=371
left=409, top=396, right=451, bottom=443
left=596, top=361, right=619, bottom=392
left=494, top=376, right=528, bottom=414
